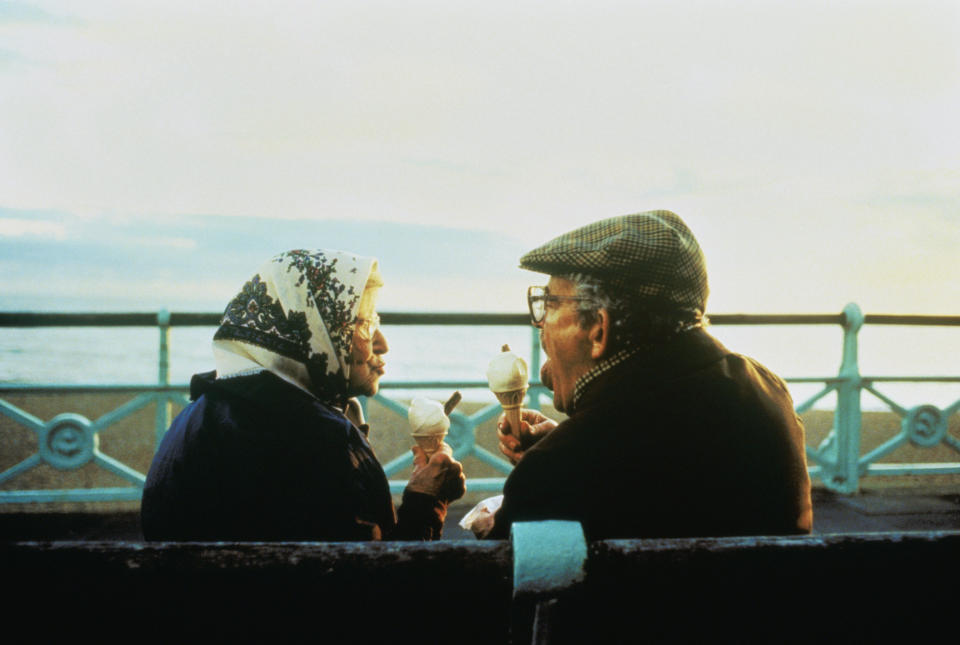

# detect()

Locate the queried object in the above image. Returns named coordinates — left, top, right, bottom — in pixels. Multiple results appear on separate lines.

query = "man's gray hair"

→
left=564, top=273, right=705, bottom=349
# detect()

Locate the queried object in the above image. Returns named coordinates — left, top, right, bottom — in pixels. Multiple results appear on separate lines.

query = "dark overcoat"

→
left=142, top=371, right=443, bottom=541
left=487, top=328, right=813, bottom=540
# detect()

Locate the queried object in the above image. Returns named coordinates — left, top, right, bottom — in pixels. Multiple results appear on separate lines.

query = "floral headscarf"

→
left=212, top=249, right=380, bottom=407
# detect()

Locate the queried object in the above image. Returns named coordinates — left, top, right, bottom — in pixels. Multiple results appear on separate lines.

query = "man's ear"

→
left=589, top=308, right=611, bottom=359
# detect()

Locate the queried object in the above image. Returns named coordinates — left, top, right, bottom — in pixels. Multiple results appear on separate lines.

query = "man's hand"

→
left=497, top=409, right=558, bottom=465
left=406, top=442, right=466, bottom=502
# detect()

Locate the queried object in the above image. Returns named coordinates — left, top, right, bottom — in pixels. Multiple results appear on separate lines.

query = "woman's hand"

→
left=406, top=443, right=466, bottom=502
left=497, top=409, right=558, bottom=465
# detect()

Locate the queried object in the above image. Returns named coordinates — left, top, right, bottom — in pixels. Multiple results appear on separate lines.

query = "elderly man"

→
left=485, top=211, right=813, bottom=540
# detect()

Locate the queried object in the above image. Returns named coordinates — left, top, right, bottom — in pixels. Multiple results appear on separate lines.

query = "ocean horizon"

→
left=2, top=310, right=958, bottom=414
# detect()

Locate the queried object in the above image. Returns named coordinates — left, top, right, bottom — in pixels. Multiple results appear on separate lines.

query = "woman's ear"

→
left=589, top=308, right=611, bottom=359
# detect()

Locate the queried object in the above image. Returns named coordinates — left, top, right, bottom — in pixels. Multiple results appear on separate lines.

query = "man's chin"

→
left=540, top=360, right=554, bottom=391
left=552, top=392, right=568, bottom=413
left=541, top=361, right=565, bottom=412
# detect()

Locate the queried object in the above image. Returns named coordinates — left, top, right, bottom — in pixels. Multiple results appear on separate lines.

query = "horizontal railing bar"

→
left=708, top=314, right=845, bottom=325
left=5, top=375, right=960, bottom=394
left=0, top=381, right=538, bottom=393
left=0, top=384, right=192, bottom=393
left=389, top=477, right=506, bottom=495
left=865, top=463, right=960, bottom=475
left=381, top=380, right=537, bottom=388
left=0, top=312, right=169, bottom=327
left=863, top=314, right=960, bottom=326
left=0, top=488, right=144, bottom=503
left=862, top=376, right=960, bottom=383
left=5, top=311, right=957, bottom=328
left=168, top=312, right=221, bottom=325
left=0, top=312, right=536, bottom=327
left=382, top=313, right=529, bottom=325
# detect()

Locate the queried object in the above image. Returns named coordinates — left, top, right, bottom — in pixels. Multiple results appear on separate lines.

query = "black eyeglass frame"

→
left=526, top=286, right=594, bottom=325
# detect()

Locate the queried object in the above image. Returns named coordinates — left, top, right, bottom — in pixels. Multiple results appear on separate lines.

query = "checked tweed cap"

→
left=519, top=210, right=709, bottom=314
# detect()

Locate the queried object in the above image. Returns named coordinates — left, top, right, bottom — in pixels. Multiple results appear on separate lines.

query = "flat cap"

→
left=519, top=210, right=709, bottom=314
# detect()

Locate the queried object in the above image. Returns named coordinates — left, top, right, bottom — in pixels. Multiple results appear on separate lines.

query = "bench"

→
left=4, top=524, right=957, bottom=643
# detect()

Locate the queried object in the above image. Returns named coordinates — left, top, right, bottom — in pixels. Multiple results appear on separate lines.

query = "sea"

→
left=1, top=316, right=958, bottom=413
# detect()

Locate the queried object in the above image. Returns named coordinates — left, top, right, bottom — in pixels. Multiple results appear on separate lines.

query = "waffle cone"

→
left=495, top=388, right=527, bottom=436
left=413, top=433, right=446, bottom=459
left=494, top=388, right=526, bottom=409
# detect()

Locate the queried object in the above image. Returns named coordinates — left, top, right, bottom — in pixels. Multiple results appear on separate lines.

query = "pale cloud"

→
left=0, top=260, right=235, bottom=311
left=123, top=235, right=198, bottom=250
left=0, top=217, right=66, bottom=239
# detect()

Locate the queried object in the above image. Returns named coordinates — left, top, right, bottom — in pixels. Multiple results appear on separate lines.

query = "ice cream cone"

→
left=413, top=432, right=446, bottom=460
left=408, top=395, right=454, bottom=461
left=487, top=344, right=529, bottom=437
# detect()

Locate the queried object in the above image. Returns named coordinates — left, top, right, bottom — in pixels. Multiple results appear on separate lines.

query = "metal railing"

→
left=1, top=303, right=958, bottom=505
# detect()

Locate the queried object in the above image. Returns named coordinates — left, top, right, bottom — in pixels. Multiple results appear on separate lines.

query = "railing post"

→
left=832, top=303, right=864, bottom=493
left=155, top=309, right=172, bottom=446
left=529, top=327, right=542, bottom=411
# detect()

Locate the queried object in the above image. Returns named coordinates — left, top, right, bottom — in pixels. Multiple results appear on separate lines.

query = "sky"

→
left=1, top=0, right=958, bottom=315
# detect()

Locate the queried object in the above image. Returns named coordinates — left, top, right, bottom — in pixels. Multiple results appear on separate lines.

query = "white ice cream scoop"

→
left=408, top=397, right=451, bottom=437
left=407, top=392, right=461, bottom=459
left=486, top=344, right=529, bottom=392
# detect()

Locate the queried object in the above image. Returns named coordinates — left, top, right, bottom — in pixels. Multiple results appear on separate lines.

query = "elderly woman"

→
left=141, top=249, right=465, bottom=541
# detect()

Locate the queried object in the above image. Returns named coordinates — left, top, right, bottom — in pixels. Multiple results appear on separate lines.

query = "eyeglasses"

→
left=352, top=313, right=381, bottom=340
left=527, top=286, right=593, bottom=325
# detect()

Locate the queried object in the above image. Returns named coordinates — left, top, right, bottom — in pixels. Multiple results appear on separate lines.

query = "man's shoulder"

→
left=719, top=351, right=793, bottom=400
left=572, top=329, right=724, bottom=410
left=574, top=337, right=796, bottom=430
left=655, top=328, right=792, bottom=396
left=738, top=353, right=790, bottom=386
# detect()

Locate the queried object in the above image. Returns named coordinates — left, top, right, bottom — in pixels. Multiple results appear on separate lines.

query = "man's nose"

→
left=373, top=328, right=389, bottom=354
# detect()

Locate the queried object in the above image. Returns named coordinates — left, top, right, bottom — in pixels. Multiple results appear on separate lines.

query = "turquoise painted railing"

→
left=1, top=304, right=958, bottom=505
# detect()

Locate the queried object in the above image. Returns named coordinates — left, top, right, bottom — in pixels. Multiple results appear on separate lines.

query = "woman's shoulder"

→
left=195, top=371, right=353, bottom=439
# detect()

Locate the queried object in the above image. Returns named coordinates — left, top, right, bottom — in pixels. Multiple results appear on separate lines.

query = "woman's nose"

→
left=373, top=328, right=389, bottom=354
